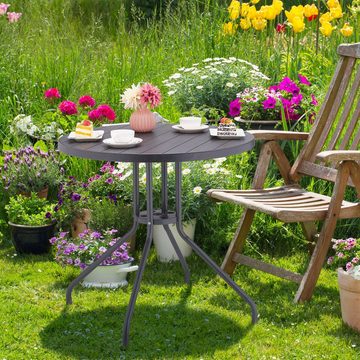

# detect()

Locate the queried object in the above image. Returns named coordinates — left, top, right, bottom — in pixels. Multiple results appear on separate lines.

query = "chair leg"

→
left=294, top=162, right=351, bottom=303
left=300, top=222, right=318, bottom=254
left=222, top=209, right=256, bottom=275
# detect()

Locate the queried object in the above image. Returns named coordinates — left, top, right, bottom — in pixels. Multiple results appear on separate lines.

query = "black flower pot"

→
left=8, top=221, right=56, bottom=254
left=235, top=118, right=280, bottom=130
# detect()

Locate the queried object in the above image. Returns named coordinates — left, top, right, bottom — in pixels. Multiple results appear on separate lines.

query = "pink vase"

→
left=130, top=107, right=156, bottom=133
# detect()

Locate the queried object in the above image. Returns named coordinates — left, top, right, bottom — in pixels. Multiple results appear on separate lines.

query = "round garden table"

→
left=58, top=123, right=257, bottom=347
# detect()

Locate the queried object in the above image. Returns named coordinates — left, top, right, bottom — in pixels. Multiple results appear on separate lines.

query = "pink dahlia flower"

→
left=79, top=95, right=96, bottom=108
left=88, top=104, right=116, bottom=122
left=44, top=88, right=61, bottom=100
left=7, top=12, right=21, bottom=23
left=140, top=83, right=161, bottom=108
left=0, top=3, right=10, bottom=16
left=88, top=109, right=100, bottom=121
left=59, top=100, right=78, bottom=115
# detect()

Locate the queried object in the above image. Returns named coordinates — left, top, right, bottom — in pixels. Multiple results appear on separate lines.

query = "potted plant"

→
left=51, top=229, right=138, bottom=288
left=6, top=193, right=57, bottom=254
left=228, top=74, right=319, bottom=130
left=0, top=146, right=63, bottom=198
left=327, top=237, right=360, bottom=332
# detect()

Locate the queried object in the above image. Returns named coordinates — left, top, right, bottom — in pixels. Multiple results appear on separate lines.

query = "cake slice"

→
left=217, top=117, right=237, bottom=136
left=75, top=120, right=93, bottom=137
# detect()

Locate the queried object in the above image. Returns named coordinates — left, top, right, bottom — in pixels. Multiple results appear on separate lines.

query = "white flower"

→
left=193, top=186, right=202, bottom=195
left=120, top=84, right=141, bottom=110
left=200, top=75, right=208, bottom=79
left=235, top=175, right=243, bottom=179
left=121, top=170, right=133, bottom=181
left=192, top=70, right=200, bottom=75
left=168, top=90, right=176, bottom=96
left=196, top=86, right=204, bottom=90
left=203, top=163, right=211, bottom=169
left=229, top=57, right=237, bottom=61
left=226, top=82, right=234, bottom=88
left=192, top=63, right=199, bottom=66
left=184, top=67, right=195, bottom=73
left=168, top=165, right=174, bottom=173
left=215, top=70, right=224, bottom=75
left=203, top=58, right=213, bottom=62
left=207, top=168, right=217, bottom=175
left=178, top=67, right=185, bottom=71
left=229, top=73, right=238, bottom=78
left=182, top=168, right=191, bottom=175
left=219, top=168, right=230, bottom=175
left=170, top=73, right=182, bottom=79
left=140, top=174, right=147, bottom=184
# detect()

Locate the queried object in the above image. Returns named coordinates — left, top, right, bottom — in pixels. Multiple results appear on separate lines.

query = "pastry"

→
left=75, top=120, right=93, bottom=137
left=217, top=117, right=237, bottom=136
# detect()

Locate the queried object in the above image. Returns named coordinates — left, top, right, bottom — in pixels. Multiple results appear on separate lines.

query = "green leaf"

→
left=34, top=140, right=48, bottom=152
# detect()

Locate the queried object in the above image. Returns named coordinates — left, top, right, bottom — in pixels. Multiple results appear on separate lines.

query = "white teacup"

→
left=111, top=129, right=135, bottom=144
left=179, top=116, right=202, bottom=129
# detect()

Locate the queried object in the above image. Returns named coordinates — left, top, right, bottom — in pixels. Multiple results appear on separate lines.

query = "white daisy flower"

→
left=226, top=82, right=234, bottom=88
left=193, top=186, right=202, bottom=195
left=182, top=168, right=191, bottom=175
left=229, top=73, right=238, bottom=78
left=203, top=58, right=213, bottom=62
left=170, top=73, right=182, bottom=79
left=207, top=168, right=217, bottom=175
left=120, top=84, right=141, bottom=110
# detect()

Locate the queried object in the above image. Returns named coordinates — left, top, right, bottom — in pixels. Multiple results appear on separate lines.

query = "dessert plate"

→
left=103, top=137, right=143, bottom=148
left=209, top=128, right=245, bottom=139
left=172, top=124, right=209, bottom=133
left=68, top=130, right=104, bottom=142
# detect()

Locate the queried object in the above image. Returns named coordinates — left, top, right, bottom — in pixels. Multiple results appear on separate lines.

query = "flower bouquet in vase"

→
left=120, top=83, right=161, bottom=132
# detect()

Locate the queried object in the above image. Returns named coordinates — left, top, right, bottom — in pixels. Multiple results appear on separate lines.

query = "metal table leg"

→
left=174, top=162, right=259, bottom=324
left=66, top=163, right=141, bottom=305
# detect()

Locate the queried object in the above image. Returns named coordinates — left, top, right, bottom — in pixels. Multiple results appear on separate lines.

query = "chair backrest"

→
left=290, top=43, right=360, bottom=185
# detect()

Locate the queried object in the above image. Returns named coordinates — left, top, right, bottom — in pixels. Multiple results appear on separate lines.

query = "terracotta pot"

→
left=71, top=209, right=91, bottom=238
left=338, top=268, right=360, bottom=332
left=19, top=187, right=49, bottom=199
left=129, top=107, right=156, bottom=133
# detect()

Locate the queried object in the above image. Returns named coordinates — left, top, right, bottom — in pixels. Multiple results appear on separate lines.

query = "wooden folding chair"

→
left=208, top=43, right=360, bottom=303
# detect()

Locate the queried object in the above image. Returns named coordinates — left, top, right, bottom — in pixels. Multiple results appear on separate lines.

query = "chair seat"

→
left=208, top=185, right=360, bottom=223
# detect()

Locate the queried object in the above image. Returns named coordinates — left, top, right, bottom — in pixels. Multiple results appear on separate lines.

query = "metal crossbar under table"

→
left=65, top=161, right=258, bottom=347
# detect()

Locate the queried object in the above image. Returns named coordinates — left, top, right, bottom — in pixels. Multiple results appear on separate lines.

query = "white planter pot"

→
left=153, top=219, right=196, bottom=263
left=81, top=262, right=138, bottom=289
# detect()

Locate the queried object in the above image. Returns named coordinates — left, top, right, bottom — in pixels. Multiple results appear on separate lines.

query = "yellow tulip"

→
left=291, top=16, right=305, bottom=33
left=272, top=0, right=284, bottom=16
left=251, top=0, right=261, bottom=4
left=320, top=21, right=335, bottom=37
left=319, top=12, right=333, bottom=24
left=247, top=5, right=258, bottom=19
left=340, top=22, right=353, bottom=37
left=223, top=22, right=237, bottom=35
left=241, top=3, right=250, bottom=17
left=330, top=6, right=343, bottom=19
left=304, top=4, right=318, bottom=21
left=261, top=5, right=277, bottom=20
left=252, top=17, right=267, bottom=31
left=240, top=17, right=252, bottom=30
left=327, top=0, right=340, bottom=9
left=285, top=5, right=304, bottom=23
left=228, top=0, right=241, bottom=21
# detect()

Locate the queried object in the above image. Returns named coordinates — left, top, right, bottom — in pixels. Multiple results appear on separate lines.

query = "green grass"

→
left=1, top=242, right=360, bottom=359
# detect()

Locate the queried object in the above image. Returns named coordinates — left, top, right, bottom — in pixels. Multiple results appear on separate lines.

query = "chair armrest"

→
left=247, top=130, right=309, bottom=141
left=316, top=150, right=360, bottom=163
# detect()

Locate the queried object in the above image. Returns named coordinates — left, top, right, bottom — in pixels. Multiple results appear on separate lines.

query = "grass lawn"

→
left=1, top=242, right=359, bottom=360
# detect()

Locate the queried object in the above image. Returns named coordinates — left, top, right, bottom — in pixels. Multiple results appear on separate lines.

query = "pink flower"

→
left=278, top=77, right=300, bottom=95
left=140, top=83, right=161, bottom=108
left=310, top=94, right=318, bottom=106
left=263, top=96, right=277, bottom=109
left=346, top=262, right=353, bottom=271
left=276, top=23, right=286, bottom=33
left=44, top=88, right=61, bottom=100
left=7, top=12, right=21, bottom=23
left=291, top=93, right=303, bottom=106
left=298, top=74, right=311, bottom=86
left=88, top=109, right=100, bottom=121
left=79, top=95, right=96, bottom=108
left=0, top=3, right=10, bottom=15
left=96, top=104, right=116, bottom=122
left=58, top=100, right=78, bottom=115
left=228, top=98, right=241, bottom=117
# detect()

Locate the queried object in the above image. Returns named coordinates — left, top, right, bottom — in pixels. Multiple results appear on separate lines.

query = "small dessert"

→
left=75, top=120, right=93, bottom=137
left=217, top=117, right=237, bottom=136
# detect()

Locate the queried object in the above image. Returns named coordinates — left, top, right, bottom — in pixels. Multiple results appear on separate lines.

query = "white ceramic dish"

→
left=103, top=137, right=143, bottom=148
left=209, top=128, right=245, bottom=139
left=68, top=130, right=104, bottom=142
left=172, top=124, right=209, bottom=133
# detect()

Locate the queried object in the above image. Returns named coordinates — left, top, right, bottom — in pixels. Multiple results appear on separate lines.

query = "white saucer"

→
left=68, top=130, right=104, bottom=142
left=172, top=124, right=209, bottom=133
left=103, top=137, right=143, bottom=148
left=209, top=128, right=245, bottom=139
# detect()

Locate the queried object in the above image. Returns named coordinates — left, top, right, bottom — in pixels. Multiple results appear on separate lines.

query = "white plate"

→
left=103, top=137, right=143, bottom=148
left=68, top=130, right=104, bottom=142
left=172, top=124, right=209, bottom=133
left=209, top=128, right=245, bottom=139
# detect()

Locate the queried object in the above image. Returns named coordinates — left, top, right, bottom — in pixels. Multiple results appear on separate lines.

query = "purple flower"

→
left=71, top=193, right=81, bottom=201
left=310, top=94, right=318, bottom=106
left=74, top=258, right=81, bottom=266
left=278, top=77, right=300, bottom=95
left=79, top=263, right=87, bottom=270
left=60, top=231, right=69, bottom=238
left=49, top=237, right=57, bottom=245
left=105, top=177, right=113, bottom=184
left=228, top=98, right=241, bottom=117
left=291, top=94, right=303, bottom=106
left=91, top=231, right=102, bottom=239
left=262, top=96, right=277, bottom=110
left=346, top=262, right=353, bottom=271
left=108, top=194, right=117, bottom=203
left=327, top=256, right=334, bottom=265
left=298, top=74, right=311, bottom=86
left=45, top=212, right=52, bottom=219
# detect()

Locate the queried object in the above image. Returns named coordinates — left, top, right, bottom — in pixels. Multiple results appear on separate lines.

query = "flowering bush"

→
left=163, top=57, right=269, bottom=115
left=229, top=74, right=318, bottom=123
left=120, top=83, right=161, bottom=111
left=327, top=238, right=360, bottom=272
left=0, top=146, right=63, bottom=196
left=11, top=88, right=116, bottom=141
left=6, top=193, right=55, bottom=226
left=51, top=229, right=132, bottom=269
left=0, top=3, right=22, bottom=23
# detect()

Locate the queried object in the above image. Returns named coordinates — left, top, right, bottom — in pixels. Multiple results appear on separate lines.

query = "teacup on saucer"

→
left=179, top=116, right=202, bottom=129
left=111, top=129, right=135, bottom=144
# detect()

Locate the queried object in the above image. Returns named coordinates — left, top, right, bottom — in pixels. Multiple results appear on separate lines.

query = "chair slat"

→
left=339, top=97, right=360, bottom=149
